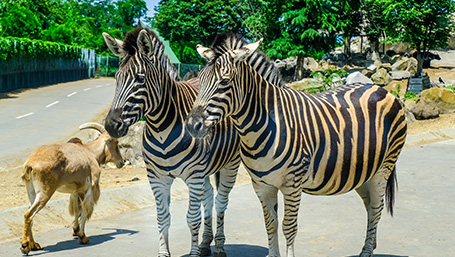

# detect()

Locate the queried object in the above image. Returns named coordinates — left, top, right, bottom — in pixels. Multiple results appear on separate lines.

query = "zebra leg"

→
left=281, top=187, right=302, bottom=257
left=213, top=167, right=238, bottom=257
left=148, top=173, right=173, bottom=257
left=355, top=169, right=391, bottom=257
left=252, top=180, right=280, bottom=257
left=200, top=176, right=214, bottom=256
left=185, top=177, right=205, bottom=257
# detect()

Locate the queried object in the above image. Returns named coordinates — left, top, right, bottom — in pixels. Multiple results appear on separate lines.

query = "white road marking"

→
left=83, top=88, right=92, bottom=91
left=67, top=91, right=77, bottom=97
left=96, top=85, right=103, bottom=88
left=105, top=83, right=111, bottom=86
left=16, top=112, right=34, bottom=119
left=46, top=101, right=59, bottom=108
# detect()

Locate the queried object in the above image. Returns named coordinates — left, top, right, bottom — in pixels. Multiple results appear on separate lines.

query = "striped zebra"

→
left=101, top=27, right=242, bottom=257
left=185, top=36, right=407, bottom=257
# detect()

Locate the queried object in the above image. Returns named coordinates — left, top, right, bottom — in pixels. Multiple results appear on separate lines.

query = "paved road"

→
left=1, top=139, right=453, bottom=257
left=0, top=78, right=115, bottom=164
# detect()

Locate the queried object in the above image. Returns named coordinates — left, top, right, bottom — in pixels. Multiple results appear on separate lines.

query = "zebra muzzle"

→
left=185, top=106, right=213, bottom=139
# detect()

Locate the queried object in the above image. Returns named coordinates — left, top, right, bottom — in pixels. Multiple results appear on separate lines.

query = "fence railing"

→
left=0, top=49, right=95, bottom=93
left=0, top=52, right=203, bottom=93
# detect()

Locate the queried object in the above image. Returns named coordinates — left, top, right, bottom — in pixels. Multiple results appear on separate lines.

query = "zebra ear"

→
left=197, top=44, right=215, bottom=61
left=102, top=32, right=126, bottom=58
left=137, top=29, right=154, bottom=57
left=232, top=38, right=263, bottom=61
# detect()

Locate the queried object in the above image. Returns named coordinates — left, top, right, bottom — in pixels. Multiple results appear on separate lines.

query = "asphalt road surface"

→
left=0, top=139, right=453, bottom=257
left=0, top=78, right=116, bottom=164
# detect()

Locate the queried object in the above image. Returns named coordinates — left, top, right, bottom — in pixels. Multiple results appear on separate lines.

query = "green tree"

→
left=361, top=0, right=388, bottom=65
left=384, top=0, right=455, bottom=75
left=339, top=0, right=363, bottom=56
left=267, top=0, right=344, bottom=80
left=153, top=0, right=245, bottom=64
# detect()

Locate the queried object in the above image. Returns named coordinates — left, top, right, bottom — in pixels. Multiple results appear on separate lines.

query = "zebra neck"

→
left=145, top=77, right=197, bottom=136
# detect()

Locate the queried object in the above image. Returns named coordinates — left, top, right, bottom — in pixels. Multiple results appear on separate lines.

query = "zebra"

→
left=101, top=27, right=242, bottom=257
left=185, top=35, right=407, bottom=257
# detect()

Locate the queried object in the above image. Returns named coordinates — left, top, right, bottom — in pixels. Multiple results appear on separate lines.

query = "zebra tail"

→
left=385, top=167, right=398, bottom=217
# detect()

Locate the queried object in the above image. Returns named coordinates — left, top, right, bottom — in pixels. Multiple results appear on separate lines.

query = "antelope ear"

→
left=102, top=32, right=126, bottom=58
left=197, top=44, right=215, bottom=61
left=232, top=38, right=263, bottom=61
left=137, top=29, right=154, bottom=57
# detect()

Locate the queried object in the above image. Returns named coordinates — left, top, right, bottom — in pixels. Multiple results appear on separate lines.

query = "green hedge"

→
left=0, top=37, right=84, bottom=60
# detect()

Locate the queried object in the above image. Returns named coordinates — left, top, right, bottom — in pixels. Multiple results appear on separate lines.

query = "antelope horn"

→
left=79, top=122, right=107, bottom=133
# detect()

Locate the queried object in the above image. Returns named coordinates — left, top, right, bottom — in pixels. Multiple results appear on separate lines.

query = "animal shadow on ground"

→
left=345, top=254, right=409, bottom=257
left=180, top=244, right=268, bottom=257
left=28, top=228, right=138, bottom=256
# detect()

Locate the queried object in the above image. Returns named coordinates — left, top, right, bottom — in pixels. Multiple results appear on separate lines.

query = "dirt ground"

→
left=1, top=60, right=454, bottom=211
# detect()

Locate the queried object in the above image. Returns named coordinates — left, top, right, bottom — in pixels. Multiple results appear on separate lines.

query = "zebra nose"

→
left=105, top=108, right=128, bottom=138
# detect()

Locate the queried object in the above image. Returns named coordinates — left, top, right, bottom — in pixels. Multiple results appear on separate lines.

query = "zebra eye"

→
left=220, top=78, right=230, bottom=85
left=135, top=74, right=145, bottom=84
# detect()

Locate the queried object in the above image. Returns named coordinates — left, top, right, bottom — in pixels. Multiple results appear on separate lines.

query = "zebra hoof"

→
left=200, top=246, right=211, bottom=256
left=213, top=251, right=227, bottom=257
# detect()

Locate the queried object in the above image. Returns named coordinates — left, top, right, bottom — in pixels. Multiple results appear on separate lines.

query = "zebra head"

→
left=103, top=28, right=163, bottom=138
left=185, top=38, right=263, bottom=139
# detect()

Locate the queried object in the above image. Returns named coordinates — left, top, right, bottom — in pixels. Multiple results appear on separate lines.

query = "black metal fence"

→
left=0, top=48, right=95, bottom=93
left=0, top=51, right=202, bottom=93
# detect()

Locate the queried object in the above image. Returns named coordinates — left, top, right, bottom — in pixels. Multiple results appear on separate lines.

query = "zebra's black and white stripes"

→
left=102, top=27, right=241, bottom=257
left=186, top=35, right=407, bottom=257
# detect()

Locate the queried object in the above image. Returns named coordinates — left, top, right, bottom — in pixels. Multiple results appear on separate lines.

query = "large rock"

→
left=346, top=71, right=373, bottom=85
left=409, top=100, right=440, bottom=120
left=420, top=87, right=455, bottom=114
left=118, top=121, right=145, bottom=167
left=289, top=78, right=323, bottom=91
left=303, top=57, right=319, bottom=70
left=391, top=70, right=411, bottom=80
left=371, top=68, right=392, bottom=86
left=391, top=58, right=408, bottom=71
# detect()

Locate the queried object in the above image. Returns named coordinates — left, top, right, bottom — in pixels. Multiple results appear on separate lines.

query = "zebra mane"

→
left=122, top=25, right=181, bottom=81
left=210, top=33, right=286, bottom=87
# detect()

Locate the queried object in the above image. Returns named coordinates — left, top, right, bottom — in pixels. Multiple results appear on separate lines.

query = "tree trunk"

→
left=370, top=38, right=382, bottom=66
left=294, top=54, right=306, bottom=81
left=344, top=37, right=351, bottom=57
left=415, top=50, right=424, bottom=77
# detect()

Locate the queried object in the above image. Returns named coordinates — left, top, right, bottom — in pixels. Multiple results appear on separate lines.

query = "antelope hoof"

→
left=20, top=242, right=30, bottom=255
left=20, top=242, right=42, bottom=255
left=78, top=235, right=90, bottom=244
left=72, top=226, right=80, bottom=237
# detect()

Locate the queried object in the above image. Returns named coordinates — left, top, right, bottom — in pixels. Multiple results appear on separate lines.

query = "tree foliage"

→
left=0, top=0, right=148, bottom=55
left=384, top=0, right=455, bottom=75
left=152, top=0, right=245, bottom=64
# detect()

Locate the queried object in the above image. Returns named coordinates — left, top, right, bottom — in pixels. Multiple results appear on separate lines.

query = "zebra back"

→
left=210, top=33, right=286, bottom=87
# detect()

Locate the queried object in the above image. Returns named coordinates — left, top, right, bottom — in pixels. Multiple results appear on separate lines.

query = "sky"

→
left=144, top=0, right=160, bottom=18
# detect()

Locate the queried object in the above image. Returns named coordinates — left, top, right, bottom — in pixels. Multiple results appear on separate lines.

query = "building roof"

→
left=151, top=28, right=180, bottom=64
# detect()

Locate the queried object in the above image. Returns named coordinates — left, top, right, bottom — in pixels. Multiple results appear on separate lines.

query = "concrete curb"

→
left=1, top=127, right=455, bottom=244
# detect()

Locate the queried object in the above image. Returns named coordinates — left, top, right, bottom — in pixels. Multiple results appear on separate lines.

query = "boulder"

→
left=371, top=68, right=392, bottom=86
left=362, top=69, right=374, bottom=78
left=391, top=58, right=408, bottom=71
left=391, top=70, right=411, bottom=80
left=410, top=100, right=440, bottom=120
left=406, top=57, right=418, bottom=75
left=303, top=57, right=319, bottom=71
left=346, top=71, right=373, bottom=85
left=275, top=57, right=297, bottom=82
left=378, top=63, right=392, bottom=72
left=420, top=87, right=455, bottom=114
left=118, top=121, right=146, bottom=167
left=289, top=78, right=323, bottom=91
